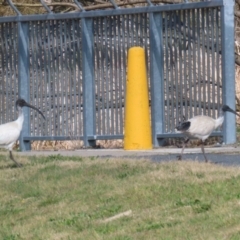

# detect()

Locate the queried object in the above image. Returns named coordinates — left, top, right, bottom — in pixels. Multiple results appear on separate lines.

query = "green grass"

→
left=0, top=153, right=240, bottom=239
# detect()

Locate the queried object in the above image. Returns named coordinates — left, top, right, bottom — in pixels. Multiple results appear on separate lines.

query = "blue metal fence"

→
left=0, top=0, right=236, bottom=150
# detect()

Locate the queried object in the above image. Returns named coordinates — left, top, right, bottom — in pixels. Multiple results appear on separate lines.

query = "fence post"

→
left=82, top=18, right=96, bottom=147
left=18, top=22, right=31, bottom=151
left=149, top=13, right=165, bottom=146
left=222, top=0, right=235, bottom=144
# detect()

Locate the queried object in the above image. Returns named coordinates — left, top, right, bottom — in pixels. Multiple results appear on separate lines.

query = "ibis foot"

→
left=177, top=155, right=182, bottom=161
left=9, top=151, right=23, bottom=168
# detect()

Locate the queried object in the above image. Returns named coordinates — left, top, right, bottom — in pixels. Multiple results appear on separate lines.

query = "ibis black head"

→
left=16, top=98, right=45, bottom=120
left=222, top=105, right=240, bottom=117
left=16, top=98, right=28, bottom=108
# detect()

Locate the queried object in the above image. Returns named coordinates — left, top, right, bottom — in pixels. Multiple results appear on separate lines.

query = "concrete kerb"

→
left=17, top=146, right=240, bottom=158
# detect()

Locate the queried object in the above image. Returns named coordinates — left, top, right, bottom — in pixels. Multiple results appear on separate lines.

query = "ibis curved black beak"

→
left=24, top=102, right=46, bottom=120
left=227, top=108, right=240, bottom=117
left=223, top=105, right=240, bottom=118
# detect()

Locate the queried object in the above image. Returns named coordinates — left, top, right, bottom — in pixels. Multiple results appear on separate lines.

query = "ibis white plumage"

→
left=176, top=105, right=240, bottom=162
left=0, top=99, right=45, bottom=167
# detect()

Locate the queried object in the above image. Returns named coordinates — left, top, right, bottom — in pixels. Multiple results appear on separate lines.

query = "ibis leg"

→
left=9, top=151, right=22, bottom=167
left=177, top=138, right=189, bottom=160
left=200, top=143, right=208, bottom=163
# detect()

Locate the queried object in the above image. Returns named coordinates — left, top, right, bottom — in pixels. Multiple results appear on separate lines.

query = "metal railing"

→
left=0, top=0, right=236, bottom=150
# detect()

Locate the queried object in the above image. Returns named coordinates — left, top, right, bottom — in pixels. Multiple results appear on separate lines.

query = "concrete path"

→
left=18, top=146, right=240, bottom=166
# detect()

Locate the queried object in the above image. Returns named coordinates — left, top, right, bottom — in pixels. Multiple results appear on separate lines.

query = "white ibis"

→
left=176, top=105, right=240, bottom=162
left=0, top=98, right=45, bottom=167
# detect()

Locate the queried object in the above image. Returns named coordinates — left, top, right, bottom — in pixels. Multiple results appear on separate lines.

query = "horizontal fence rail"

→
left=0, top=0, right=236, bottom=150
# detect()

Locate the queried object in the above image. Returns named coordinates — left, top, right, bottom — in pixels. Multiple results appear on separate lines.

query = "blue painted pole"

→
left=18, top=22, right=31, bottom=151
left=222, top=0, right=235, bottom=144
left=82, top=18, right=96, bottom=147
left=149, top=13, right=165, bottom=146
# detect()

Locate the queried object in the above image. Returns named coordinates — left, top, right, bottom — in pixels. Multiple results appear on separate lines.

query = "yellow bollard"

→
left=124, top=47, right=152, bottom=150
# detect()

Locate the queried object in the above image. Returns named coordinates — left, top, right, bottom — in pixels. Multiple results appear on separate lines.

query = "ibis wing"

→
left=0, top=122, right=21, bottom=148
left=188, top=116, right=216, bottom=140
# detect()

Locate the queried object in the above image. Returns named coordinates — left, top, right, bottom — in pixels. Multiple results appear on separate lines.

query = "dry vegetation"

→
left=30, top=139, right=124, bottom=150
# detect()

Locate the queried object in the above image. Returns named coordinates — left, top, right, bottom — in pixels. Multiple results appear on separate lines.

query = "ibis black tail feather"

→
left=176, top=121, right=191, bottom=131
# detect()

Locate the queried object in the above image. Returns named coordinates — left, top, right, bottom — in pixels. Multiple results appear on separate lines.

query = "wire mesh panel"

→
left=0, top=0, right=229, bottom=147
left=0, top=22, right=18, bottom=124
left=162, top=7, right=222, bottom=133
left=93, top=13, right=149, bottom=136
left=29, top=19, right=83, bottom=138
